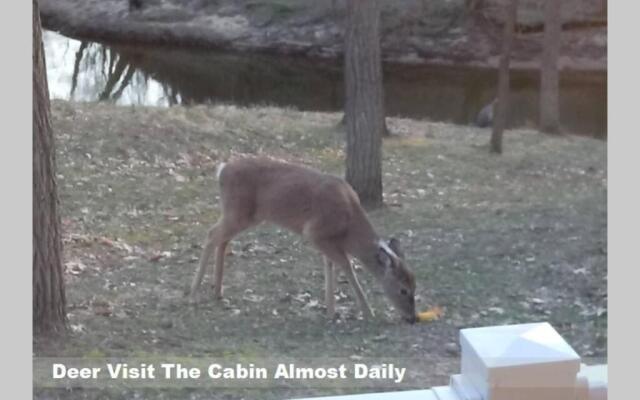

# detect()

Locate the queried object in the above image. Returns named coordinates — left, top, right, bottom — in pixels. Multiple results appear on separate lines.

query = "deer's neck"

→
left=346, top=210, right=385, bottom=278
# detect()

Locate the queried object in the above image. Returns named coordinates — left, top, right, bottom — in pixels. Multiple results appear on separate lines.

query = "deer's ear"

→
left=377, top=247, right=395, bottom=270
left=388, top=237, right=404, bottom=259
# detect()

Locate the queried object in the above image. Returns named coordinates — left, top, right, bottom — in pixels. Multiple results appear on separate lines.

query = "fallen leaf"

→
left=303, top=299, right=320, bottom=310
left=372, top=334, right=388, bottom=342
left=65, top=261, right=87, bottom=275
left=242, top=294, right=264, bottom=303
left=488, top=306, right=505, bottom=315
left=573, top=267, right=588, bottom=275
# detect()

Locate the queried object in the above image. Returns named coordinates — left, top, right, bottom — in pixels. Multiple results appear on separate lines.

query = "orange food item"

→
left=416, top=306, right=445, bottom=322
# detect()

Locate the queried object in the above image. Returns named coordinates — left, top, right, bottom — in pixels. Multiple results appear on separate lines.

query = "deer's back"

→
left=218, top=157, right=361, bottom=238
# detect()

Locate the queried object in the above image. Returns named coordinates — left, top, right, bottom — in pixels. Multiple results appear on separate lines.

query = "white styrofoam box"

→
left=450, top=374, right=482, bottom=400
left=576, top=364, right=607, bottom=400
left=460, top=322, right=581, bottom=400
left=432, top=386, right=461, bottom=400
left=290, top=389, right=438, bottom=400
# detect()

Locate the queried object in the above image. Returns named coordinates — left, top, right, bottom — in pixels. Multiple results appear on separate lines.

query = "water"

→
left=44, top=30, right=607, bottom=138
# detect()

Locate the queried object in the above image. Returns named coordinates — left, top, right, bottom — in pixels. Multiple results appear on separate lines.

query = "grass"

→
left=35, top=100, right=606, bottom=399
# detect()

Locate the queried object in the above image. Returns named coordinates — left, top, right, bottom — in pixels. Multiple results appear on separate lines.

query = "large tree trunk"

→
left=344, top=0, right=385, bottom=208
left=490, top=0, right=518, bottom=154
left=539, top=0, right=561, bottom=134
left=33, top=0, right=67, bottom=335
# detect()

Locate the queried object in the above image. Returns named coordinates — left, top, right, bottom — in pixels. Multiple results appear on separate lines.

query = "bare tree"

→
left=344, top=0, right=386, bottom=207
left=490, top=0, right=519, bottom=154
left=33, top=0, right=67, bottom=335
left=539, top=0, right=561, bottom=134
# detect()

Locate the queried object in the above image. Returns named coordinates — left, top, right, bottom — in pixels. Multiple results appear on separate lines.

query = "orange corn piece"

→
left=417, top=306, right=445, bottom=322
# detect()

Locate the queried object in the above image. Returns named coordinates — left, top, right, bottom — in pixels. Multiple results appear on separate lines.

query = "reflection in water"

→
left=44, top=31, right=606, bottom=138
left=45, top=31, right=176, bottom=106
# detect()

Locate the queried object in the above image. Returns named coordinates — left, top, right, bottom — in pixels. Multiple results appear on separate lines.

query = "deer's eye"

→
left=400, top=289, right=408, bottom=296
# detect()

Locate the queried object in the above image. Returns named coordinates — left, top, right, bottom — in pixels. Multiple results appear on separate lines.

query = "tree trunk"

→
left=340, top=111, right=391, bottom=136
left=33, top=0, right=67, bottom=335
left=490, top=0, right=518, bottom=154
left=344, top=0, right=385, bottom=208
left=539, top=0, right=561, bottom=134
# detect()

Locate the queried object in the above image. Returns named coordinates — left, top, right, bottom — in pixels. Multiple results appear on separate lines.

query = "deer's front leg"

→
left=340, top=260, right=375, bottom=319
left=190, top=222, right=222, bottom=299
left=315, top=240, right=374, bottom=320
left=191, top=218, right=249, bottom=301
left=324, top=256, right=336, bottom=317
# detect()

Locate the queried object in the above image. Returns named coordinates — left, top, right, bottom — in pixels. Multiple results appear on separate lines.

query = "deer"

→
left=189, top=155, right=417, bottom=323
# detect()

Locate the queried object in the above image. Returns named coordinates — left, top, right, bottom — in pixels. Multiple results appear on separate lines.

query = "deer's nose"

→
left=405, top=315, right=417, bottom=324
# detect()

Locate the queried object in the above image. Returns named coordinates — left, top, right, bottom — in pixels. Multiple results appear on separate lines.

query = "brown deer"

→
left=189, top=156, right=417, bottom=323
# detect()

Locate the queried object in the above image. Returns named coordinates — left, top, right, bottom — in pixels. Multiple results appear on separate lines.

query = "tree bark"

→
left=490, top=0, right=518, bottom=154
left=539, top=0, right=561, bottom=134
left=344, top=0, right=385, bottom=208
left=34, top=0, right=67, bottom=335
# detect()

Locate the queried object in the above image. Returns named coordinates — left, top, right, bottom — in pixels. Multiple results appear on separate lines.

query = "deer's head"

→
left=377, top=238, right=416, bottom=323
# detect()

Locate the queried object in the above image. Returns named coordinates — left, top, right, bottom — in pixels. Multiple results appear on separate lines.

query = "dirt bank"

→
left=34, top=100, right=606, bottom=399
left=40, top=0, right=607, bottom=71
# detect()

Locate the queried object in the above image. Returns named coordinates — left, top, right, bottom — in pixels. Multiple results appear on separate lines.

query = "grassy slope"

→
left=35, top=100, right=606, bottom=399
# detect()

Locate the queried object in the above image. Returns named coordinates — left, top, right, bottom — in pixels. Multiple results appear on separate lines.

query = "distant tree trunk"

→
left=539, top=0, right=561, bottom=134
left=34, top=0, right=67, bottom=335
left=490, top=0, right=518, bottom=154
left=344, top=0, right=385, bottom=208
